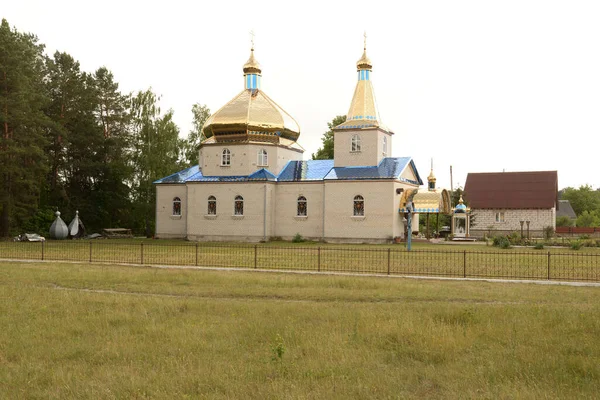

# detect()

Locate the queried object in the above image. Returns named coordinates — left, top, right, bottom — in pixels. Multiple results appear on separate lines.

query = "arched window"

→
left=207, top=196, right=217, bottom=215
left=297, top=196, right=307, bottom=216
left=383, top=136, right=387, bottom=156
left=257, top=149, right=268, bottom=166
left=221, top=148, right=231, bottom=166
left=172, top=197, right=181, bottom=216
left=234, top=195, right=244, bottom=216
left=353, top=195, right=364, bottom=216
left=351, top=134, right=361, bottom=152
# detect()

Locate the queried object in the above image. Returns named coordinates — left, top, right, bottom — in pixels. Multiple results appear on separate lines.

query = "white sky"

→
left=4, top=0, right=599, bottom=190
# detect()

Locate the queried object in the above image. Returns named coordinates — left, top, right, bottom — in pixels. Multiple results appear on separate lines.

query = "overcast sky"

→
left=4, top=0, right=599, bottom=190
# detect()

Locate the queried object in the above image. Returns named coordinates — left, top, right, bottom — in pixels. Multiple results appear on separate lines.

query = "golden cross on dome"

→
left=363, top=31, right=367, bottom=50
left=250, top=30, right=255, bottom=50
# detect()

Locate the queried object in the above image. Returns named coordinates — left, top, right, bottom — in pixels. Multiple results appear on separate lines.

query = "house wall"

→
left=155, top=184, right=187, bottom=239
left=186, top=182, right=275, bottom=242
left=333, top=128, right=391, bottom=167
left=323, top=180, right=408, bottom=243
left=274, top=182, right=325, bottom=240
left=470, top=207, right=556, bottom=238
left=199, top=143, right=302, bottom=177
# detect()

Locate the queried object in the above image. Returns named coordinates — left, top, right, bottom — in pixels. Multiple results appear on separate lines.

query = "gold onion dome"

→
left=335, top=38, right=389, bottom=132
left=356, top=49, right=372, bottom=70
left=202, top=47, right=300, bottom=144
left=243, top=47, right=261, bottom=74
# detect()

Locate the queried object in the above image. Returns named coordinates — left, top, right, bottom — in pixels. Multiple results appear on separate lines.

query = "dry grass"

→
left=1, top=261, right=600, bottom=399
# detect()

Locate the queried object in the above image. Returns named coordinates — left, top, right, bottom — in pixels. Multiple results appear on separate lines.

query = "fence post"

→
left=463, top=250, right=467, bottom=278
left=318, top=247, right=321, bottom=272
left=195, top=242, right=198, bottom=266
left=254, top=245, right=257, bottom=269
left=89, top=241, right=92, bottom=263
left=141, top=243, right=144, bottom=265
left=41, top=240, right=45, bottom=261
left=547, top=251, right=551, bottom=280
left=387, top=248, right=391, bottom=275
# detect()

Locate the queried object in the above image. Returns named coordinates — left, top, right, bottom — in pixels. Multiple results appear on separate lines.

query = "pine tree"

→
left=0, top=19, right=50, bottom=237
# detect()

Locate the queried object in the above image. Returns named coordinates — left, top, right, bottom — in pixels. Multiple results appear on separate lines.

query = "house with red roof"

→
left=464, top=171, right=558, bottom=238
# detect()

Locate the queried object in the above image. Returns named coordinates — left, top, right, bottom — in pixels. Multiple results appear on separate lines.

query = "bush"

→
left=543, top=226, right=554, bottom=240
left=493, top=236, right=511, bottom=249
left=570, top=241, right=583, bottom=250
left=580, top=234, right=590, bottom=240
left=507, top=231, right=521, bottom=245
left=533, top=243, right=544, bottom=250
left=292, top=233, right=305, bottom=243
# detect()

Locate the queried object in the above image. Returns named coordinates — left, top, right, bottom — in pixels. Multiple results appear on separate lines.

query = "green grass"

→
left=1, top=261, right=599, bottom=399
left=2, top=240, right=600, bottom=282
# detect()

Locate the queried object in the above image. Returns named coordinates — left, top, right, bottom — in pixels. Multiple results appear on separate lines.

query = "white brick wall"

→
left=470, top=207, right=556, bottom=237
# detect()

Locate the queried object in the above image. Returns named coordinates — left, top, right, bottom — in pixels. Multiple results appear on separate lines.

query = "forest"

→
left=0, top=19, right=209, bottom=238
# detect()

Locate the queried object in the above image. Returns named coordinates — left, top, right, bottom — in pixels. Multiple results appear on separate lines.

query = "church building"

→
left=154, top=42, right=424, bottom=243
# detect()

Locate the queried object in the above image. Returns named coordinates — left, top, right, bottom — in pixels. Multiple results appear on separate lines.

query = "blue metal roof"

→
left=153, top=165, right=200, bottom=184
left=154, top=157, right=422, bottom=184
left=324, top=157, right=423, bottom=184
left=277, top=160, right=335, bottom=181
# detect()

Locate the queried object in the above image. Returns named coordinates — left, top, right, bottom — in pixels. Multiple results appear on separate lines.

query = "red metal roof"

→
left=464, top=171, right=558, bottom=209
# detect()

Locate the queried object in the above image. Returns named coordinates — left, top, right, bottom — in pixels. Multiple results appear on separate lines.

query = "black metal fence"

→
left=1, top=241, right=600, bottom=282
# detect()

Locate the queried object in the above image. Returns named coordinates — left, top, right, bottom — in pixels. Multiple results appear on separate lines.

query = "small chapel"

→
left=154, top=40, right=428, bottom=243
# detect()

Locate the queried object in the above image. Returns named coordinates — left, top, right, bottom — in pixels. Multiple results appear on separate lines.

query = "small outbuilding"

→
left=464, top=170, right=558, bottom=238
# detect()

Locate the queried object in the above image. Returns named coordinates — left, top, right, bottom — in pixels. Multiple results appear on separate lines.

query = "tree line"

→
left=560, top=185, right=600, bottom=227
left=0, top=19, right=210, bottom=237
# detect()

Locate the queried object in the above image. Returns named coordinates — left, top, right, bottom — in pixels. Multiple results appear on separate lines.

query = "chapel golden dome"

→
left=202, top=47, right=300, bottom=144
left=243, top=47, right=261, bottom=74
left=356, top=49, right=372, bottom=70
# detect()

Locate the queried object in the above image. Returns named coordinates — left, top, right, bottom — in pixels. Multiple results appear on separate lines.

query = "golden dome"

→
left=202, top=47, right=300, bottom=144
left=428, top=169, right=436, bottom=181
left=356, top=49, right=372, bottom=70
left=202, top=89, right=300, bottom=143
left=243, top=48, right=261, bottom=74
left=335, top=42, right=388, bottom=132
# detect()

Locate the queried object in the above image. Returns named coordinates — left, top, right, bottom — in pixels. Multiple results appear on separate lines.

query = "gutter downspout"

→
left=322, top=181, right=326, bottom=240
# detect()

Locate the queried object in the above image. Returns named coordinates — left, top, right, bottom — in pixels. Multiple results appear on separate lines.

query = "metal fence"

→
left=1, top=241, right=600, bottom=282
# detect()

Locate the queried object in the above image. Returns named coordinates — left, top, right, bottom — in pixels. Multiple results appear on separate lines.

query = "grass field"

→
left=1, top=261, right=600, bottom=399
left=2, top=239, right=600, bottom=282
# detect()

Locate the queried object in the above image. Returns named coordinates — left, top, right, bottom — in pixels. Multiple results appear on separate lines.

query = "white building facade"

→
left=155, top=44, right=423, bottom=243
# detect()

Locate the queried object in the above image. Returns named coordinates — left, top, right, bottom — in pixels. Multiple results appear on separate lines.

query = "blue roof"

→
left=324, top=157, right=422, bottom=184
left=154, top=157, right=422, bottom=184
left=277, top=160, right=335, bottom=181
left=154, top=165, right=277, bottom=184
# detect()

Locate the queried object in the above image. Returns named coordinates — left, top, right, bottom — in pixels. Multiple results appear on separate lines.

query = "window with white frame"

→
left=353, top=195, right=364, bottom=216
left=257, top=149, right=268, bottom=166
left=221, top=148, right=231, bottom=166
left=495, top=212, right=505, bottom=222
left=383, top=136, right=387, bottom=156
left=234, top=195, right=244, bottom=215
left=351, top=134, right=361, bottom=152
left=207, top=196, right=217, bottom=215
left=297, top=196, right=307, bottom=216
left=172, top=197, right=181, bottom=216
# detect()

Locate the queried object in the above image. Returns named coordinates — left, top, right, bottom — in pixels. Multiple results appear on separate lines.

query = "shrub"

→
left=493, top=236, right=511, bottom=249
left=507, top=231, right=521, bottom=245
left=292, top=233, right=305, bottom=243
left=533, top=243, right=544, bottom=250
left=543, top=226, right=554, bottom=240
left=570, top=241, right=583, bottom=250
left=580, top=234, right=590, bottom=240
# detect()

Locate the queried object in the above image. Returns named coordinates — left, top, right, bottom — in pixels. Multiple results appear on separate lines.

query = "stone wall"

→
left=199, top=142, right=302, bottom=177
left=333, top=128, right=392, bottom=167
left=470, top=207, right=556, bottom=238
left=155, top=184, right=187, bottom=239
